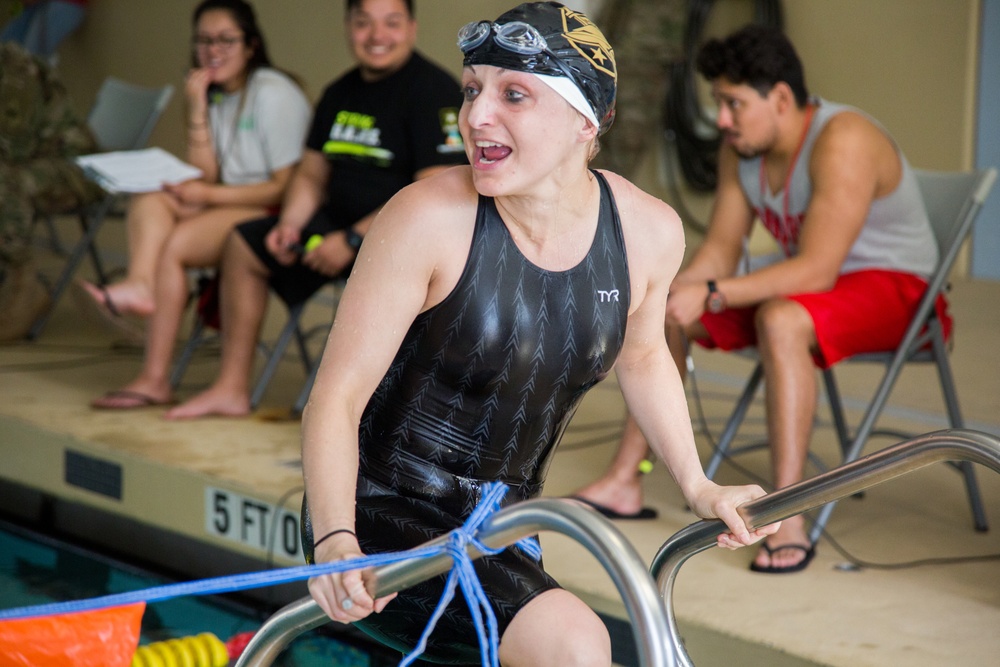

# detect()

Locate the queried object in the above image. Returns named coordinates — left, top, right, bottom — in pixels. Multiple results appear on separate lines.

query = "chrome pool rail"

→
left=651, top=428, right=1000, bottom=667
left=237, top=498, right=678, bottom=667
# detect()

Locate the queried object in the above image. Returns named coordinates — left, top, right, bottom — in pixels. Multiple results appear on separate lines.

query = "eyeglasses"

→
left=457, top=20, right=582, bottom=88
left=192, top=34, right=244, bottom=51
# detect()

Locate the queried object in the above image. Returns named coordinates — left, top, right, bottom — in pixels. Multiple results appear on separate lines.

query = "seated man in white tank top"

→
left=574, top=24, right=947, bottom=574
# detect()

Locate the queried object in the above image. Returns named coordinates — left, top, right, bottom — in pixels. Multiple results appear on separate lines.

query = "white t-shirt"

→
left=208, top=67, right=311, bottom=186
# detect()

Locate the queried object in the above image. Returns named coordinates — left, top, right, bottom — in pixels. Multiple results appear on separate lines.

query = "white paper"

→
left=76, top=147, right=203, bottom=193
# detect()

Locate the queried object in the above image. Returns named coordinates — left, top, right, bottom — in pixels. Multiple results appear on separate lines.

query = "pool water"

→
left=0, top=522, right=389, bottom=666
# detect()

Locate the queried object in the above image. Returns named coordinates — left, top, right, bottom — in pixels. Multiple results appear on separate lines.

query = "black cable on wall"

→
left=662, top=0, right=783, bottom=228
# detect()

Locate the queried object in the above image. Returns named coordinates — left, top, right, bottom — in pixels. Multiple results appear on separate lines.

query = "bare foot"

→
left=79, top=279, right=155, bottom=318
left=572, top=474, right=646, bottom=517
left=91, top=378, right=173, bottom=410
left=751, top=514, right=813, bottom=571
left=164, top=387, right=251, bottom=420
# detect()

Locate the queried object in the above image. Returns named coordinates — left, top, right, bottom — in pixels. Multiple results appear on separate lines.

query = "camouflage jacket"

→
left=0, top=41, right=102, bottom=213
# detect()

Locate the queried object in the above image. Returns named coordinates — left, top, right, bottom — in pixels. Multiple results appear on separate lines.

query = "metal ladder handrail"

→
left=237, top=498, right=678, bottom=667
left=651, top=428, right=1000, bottom=667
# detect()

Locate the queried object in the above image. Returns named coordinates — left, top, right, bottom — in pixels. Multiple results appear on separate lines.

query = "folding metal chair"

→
left=702, top=167, right=998, bottom=542
left=170, top=277, right=343, bottom=411
left=28, top=76, right=174, bottom=339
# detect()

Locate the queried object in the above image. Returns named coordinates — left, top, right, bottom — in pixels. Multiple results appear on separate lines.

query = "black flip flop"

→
left=749, top=543, right=816, bottom=574
left=568, top=496, right=658, bottom=520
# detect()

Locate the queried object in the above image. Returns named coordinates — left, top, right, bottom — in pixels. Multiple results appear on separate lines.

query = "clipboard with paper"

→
left=75, top=147, right=203, bottom=194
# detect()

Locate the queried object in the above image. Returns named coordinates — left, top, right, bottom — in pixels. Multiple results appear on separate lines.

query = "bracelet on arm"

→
left=313, top=528, right=356, bottom=549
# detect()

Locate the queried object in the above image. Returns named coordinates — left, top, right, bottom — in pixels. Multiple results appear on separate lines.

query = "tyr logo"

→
left=597, top=289, right=620, bottom=303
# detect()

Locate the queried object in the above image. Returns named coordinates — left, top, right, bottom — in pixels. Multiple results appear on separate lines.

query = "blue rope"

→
left=0, top=482, right=541, bottom=667
left=402, top=481, right=509, bottom=667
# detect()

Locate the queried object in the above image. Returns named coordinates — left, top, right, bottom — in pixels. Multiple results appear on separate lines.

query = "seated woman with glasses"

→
left=299, top=3, right=776, bottom=665
left=82, top=0, right=310, bottom=409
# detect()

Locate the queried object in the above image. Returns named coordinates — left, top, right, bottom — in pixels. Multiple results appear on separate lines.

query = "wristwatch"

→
left=344, top=228, right=363, bottom=252
left=706, top=280, right=726, bottom=314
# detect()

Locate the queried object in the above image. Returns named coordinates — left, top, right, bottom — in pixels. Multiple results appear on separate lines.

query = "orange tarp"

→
left=0, top=602, right=144, bottom=667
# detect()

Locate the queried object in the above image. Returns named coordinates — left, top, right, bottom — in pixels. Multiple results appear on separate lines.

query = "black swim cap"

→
left=461, top=2, right=617, bottom=134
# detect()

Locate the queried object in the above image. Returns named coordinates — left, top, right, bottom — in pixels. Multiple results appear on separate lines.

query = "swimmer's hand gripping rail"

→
left=651, top=428, right=1000, bottom=667
left=237, top=498, right=677, bottom=667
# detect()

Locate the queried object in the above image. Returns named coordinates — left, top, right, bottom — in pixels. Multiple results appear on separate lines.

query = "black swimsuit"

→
left=305, top=171, right=630, bottom=663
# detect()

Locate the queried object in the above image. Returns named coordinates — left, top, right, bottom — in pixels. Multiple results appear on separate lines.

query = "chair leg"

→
left=821, top=369, right=852, bottom=458
left=808, top=360, right=896, bottom=544
left=932, top=331, right=988, bottom=532
left=808, top=491, right=836, bottom=544
left=293, top=322, right=313, bottom=375
left=38, top=213, right=68, bottom=255
left=27, top=197, right=113, bottom=340
left=292, top=293, right=342, bottom=416
left=249, top=302, right=305, bottom=410
left=78, top=211, right=109, bottom=284
left=293, top=363, right=319, bottom=416
left=704, top=363, right=764, bottom=480
left=958, top=461, right=989, bottom=532
left=170, top=317, right=207, bottom=389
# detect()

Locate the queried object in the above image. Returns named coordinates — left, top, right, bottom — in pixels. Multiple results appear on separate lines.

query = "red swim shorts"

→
left=695, top=269, right=952, bottom=369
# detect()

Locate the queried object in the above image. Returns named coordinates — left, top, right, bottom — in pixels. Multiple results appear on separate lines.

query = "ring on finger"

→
left=341, top=597, right=354, bottom=611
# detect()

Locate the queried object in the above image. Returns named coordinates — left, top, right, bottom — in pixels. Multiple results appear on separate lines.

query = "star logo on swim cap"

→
left=560, top=7, right=616, bottom=82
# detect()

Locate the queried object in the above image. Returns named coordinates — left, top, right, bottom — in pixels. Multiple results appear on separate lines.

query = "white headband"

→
left=531, top=73, right=599, bottom=129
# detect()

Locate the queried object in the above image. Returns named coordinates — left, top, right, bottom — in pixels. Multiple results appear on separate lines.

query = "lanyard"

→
left=758, top=103, right=816, bottom=252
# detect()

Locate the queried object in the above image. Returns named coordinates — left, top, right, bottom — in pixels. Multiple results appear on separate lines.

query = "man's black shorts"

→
left=235, top=208, right=353, bottom=306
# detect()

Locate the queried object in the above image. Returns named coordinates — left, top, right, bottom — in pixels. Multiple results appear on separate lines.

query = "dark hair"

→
left=191, top=0, right=273, bottom=72
left=346, top=0, right=414, bottom=17
left=696, top=24, right=808, bottom=106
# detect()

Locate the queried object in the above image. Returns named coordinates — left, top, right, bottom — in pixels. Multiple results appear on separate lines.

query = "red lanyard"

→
left=758, top=103, right=816, bottom=251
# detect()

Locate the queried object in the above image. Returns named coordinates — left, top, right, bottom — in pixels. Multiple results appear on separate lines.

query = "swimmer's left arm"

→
left=611, top=177, right=776, bottom=549
left=613, top=180, right=707, bottom=501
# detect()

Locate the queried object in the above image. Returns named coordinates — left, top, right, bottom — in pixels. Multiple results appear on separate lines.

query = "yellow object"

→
left=637, top=459, right=654, bottom=475
left=304, top=234, right=324, bottom=252
left=131, top=632, right=228, bottom=667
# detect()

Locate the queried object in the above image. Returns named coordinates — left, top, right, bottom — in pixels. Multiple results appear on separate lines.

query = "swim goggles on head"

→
left=459, top=20, right=549, bottom=55
left=457, top=20, right=583, bottom=90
